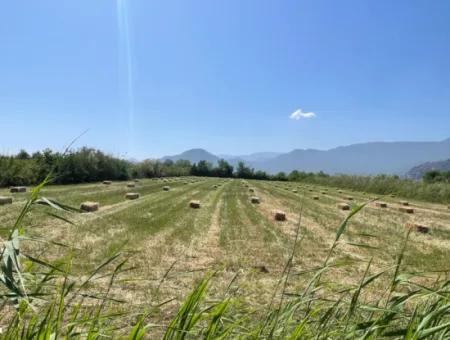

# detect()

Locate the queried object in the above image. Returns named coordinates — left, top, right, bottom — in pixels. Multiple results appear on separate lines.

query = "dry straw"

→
left=10, top=186, right=26, bottom=193
left=125, top=193, right=139, bottom=200
left=250, top=196, right=260, bottom=204
left=406, top=222, right=429, bottom=233
left=338, top=203, right=350, bottom=210
left=80, top=201, right=99, bottom=212
left=189, top=200, right=201, bottom=209
left=274, top=210, right=286, bottom=221
left=399, top=207, right=414, bottom=214
left=0, top=196, right=13, bottom=205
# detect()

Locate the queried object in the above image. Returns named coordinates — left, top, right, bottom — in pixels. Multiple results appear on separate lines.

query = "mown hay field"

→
left=0, top=176, right=449, bottom=335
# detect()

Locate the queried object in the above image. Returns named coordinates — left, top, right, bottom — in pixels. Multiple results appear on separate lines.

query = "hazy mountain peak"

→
left=161, top=138, right=450, bottom=175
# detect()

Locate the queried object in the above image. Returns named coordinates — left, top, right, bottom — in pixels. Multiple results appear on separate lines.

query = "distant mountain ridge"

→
left=406, top=159, right=450, bottom=179
left=160, top=138, right=450, bottom=176
left=161, top=148, right=219, bottom=164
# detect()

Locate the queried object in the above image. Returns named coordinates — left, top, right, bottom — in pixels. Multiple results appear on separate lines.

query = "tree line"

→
left=0, top=147, right=288, bottom=187
left=1, top=147, right=448, bottom=203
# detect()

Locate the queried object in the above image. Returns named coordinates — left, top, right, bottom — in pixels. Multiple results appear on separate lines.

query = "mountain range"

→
left=161, top=138, right=450, bottom=176
left=406, top=159, right=450, bottom=179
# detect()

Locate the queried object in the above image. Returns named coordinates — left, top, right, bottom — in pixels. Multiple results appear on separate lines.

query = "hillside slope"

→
left=161, top=139, right=450, bottom=175
left=406, top=159, right=450, bottom=179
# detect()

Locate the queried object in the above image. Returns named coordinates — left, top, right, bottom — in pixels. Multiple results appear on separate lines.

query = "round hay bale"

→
left=163, top=186, right=170, bottom=191
left=10, top=186, right=26, bottom=193
left=338, top=203, right=350, bottom=211
left=274, top=210, right=286, bottom=221
left=313, top=196, right=319, bottom=200
left=406, top=222, right=429, bottom=234
left=127, top=183, right=136, bottom=188
left=250, top=196, right=260, bottom=204
left=400, top=201, right=409, bottom=206
left=0, top=196, right=13, bottom=205
left=102, top=180, right=112, bottom=185
left=189, top=200, right=201, bottom=209
left=125, top=193, right=139, bottom=200
left=80, top=201, right=99, bottom=213
left=249, top=188, right=255, bottom=193
left=375, top=202, right=387, bottom=208
left=399, top=207, right=414, bottom=214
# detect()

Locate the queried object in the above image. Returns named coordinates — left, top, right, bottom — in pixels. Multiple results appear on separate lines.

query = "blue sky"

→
left=1, top=0, right=450, bottom=159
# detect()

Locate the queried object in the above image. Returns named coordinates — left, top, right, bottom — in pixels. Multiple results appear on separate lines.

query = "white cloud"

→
left=289, top=108, right=316, bottom=120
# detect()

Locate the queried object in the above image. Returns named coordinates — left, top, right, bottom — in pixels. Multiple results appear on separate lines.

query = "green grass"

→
left=0, top=176, right=449, bottom=338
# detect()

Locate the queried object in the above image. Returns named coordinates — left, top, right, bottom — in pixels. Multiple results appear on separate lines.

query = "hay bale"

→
left=163, top=186, right=170, bottom=191
left=400, top=201, right=409, bottom=206
left=253, top=265, right=269, bottom=273
left=313, top=196, right=319, bottom=200
left=249, top=188, right=255, bottom=193
left=274, top=210, right=286, bottom=221
left=292, top=189, right=298, bottom=193
left=125, top=193, right=139, bottom=200
left=346, top=196, right=354, bottom=201
left=338, top=203, right=350, bottom=211
left=189, top=200, right=201, bottom=209
left=127, top=183, right=135, bottom=188
left=0, top=196, right=13, bottom=205
left=10, top=186, right=26, bottom=193
left=102, top=180, right=112, bottom=185
left=375, top=202, right=387, bottom=208
left=80, top=201, right=99, bottom=212
left=250, top=196, right=260, bottom=204
left=406, top=222, right=429, bottom=234
left=308, top=189, right=313, bottom=192
left=322, top=192, right=326, bottom=194
left=399, top=207, right=414, bottom=214
left=212, top=185, right=218, bottom=189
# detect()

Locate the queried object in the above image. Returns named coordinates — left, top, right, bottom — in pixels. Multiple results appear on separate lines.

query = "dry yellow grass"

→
left=2, top=177, right=449, bottom=331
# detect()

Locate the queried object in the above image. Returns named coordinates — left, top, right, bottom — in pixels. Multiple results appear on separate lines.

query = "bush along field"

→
left=0, top=176, right=449, bottom=338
